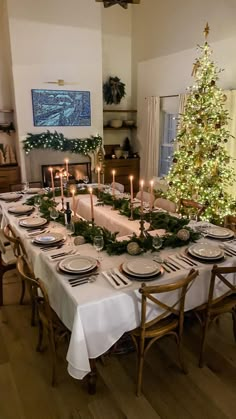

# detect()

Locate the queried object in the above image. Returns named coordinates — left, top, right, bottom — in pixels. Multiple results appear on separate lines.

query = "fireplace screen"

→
left=42, top=162, right=91, bottom=187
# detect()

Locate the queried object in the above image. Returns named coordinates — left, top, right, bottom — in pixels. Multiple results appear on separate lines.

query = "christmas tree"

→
left=167, top=24, right=235, bottom=222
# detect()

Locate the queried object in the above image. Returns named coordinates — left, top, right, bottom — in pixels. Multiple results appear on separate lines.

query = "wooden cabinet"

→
left=0, top=165, right=21, bottom=193
left=103, top=158, right=140, bottom=192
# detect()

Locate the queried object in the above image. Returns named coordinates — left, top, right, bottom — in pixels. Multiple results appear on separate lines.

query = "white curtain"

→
left=140, top=96, right=160, bottom=180
left=224, top=90, right=236, bottom=198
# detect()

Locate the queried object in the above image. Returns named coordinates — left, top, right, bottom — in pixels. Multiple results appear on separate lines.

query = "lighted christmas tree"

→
left=167, top=24, right=235, bottom=222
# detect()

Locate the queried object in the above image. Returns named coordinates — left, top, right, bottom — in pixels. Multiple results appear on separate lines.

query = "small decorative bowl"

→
left=124, top=120, right=135, bottom=127
left=110, top=119, right=123, bottom=128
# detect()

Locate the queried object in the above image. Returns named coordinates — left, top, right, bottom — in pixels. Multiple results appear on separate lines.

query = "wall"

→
left=6, top=0, right=103, bottom=181
left=0, top=0, right=15, bottom=152
left=102, top=5, right=133, bottom=148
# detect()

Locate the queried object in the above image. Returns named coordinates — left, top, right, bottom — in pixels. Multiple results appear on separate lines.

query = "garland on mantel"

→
left=23, top=131, right=102, bottom=155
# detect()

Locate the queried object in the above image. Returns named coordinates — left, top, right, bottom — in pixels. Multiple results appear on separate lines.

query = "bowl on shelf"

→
left=109, top=119, right=123, bottom=128
left=114, top=148, right=123, bottom=159
left=124, top=120, right=135, bottom=127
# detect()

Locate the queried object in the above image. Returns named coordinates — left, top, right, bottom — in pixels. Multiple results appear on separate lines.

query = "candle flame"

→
left=140, top=180, right=144, bottom=187
left=88, top=187, right=93, bottom=194
left=49, top=167, right=53, bottom=172
left=112, top=170, right=116, bottom=175
left=150, top=180, right=154, bottom=186
left=64, top=158, right=69, bottom=163
left=130, top=175, right=133, bottom=180
left=97, top=166, right=101, bottom=172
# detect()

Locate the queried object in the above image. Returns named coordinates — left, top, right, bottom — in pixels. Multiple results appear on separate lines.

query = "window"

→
left=159, top=112, right=177, bottom=177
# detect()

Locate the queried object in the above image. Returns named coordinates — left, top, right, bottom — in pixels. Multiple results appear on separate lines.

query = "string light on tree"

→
left=167, top=23, right=235, bottom=222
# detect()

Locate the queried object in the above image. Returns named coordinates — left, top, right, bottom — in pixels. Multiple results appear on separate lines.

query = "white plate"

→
left=122, top=262, right=162, bottom=279
left=27, top=188, right=42, bottom=194
left=188, top=243, right=223, bottom=259
left=8, top=205, right=34, bottom=214
left=20, top=217, right=47, bottom=227
left=59, top=256, right=97, bottom=273
left=34, top=232, right=64, bottom=244
left=126, top=258, right=160, bottom=276
left=0, top=193, right=19, bottom=200
left=206, top=227, right=234, bottom=238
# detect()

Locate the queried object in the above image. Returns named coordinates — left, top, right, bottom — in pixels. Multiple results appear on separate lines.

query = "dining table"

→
left=1, top=191, right=236, bottom=391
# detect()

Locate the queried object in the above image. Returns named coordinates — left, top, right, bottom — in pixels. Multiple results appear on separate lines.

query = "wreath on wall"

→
left=103, top=76, right=126, bottom=105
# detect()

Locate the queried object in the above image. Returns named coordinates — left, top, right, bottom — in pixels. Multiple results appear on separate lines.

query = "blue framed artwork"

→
left=31, top=89, right=91, bottom=126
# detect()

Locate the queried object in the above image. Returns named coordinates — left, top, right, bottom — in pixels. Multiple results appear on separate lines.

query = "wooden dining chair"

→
left=224, top=215, right=236, bottom=233
left=0, top=228, right=16, bottom=306
left=178, top=198, right=206, bottom=221
left=130, top=268, right=198, bottom=396
left=154, top=197, right=177, bottom=213
left=17, top=255, right=70, bottom=386
left=194, top=265, right=236, bottom=368
left=10, top=181, right=42, bottom=192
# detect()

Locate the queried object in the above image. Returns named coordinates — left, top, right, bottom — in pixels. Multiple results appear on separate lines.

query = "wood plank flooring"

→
left=0, top=270, right=236, bottom=419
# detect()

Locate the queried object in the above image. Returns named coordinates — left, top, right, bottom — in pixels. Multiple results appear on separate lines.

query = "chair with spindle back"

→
left=179, top=198, right=206, bottom=221
left=194, top=265, right=236, bottom=367
left=17, top=255, right=70, bottom=386
left=130, top=269, right=198, bottom=396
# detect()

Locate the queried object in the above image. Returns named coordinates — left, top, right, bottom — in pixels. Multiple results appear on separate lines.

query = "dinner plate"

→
left=26, top=188, right=42, bottom=194
left=8, top=205, right=34, bottom=214
left=59, top=256, right=97, bottom=273
left=122, top=261, right=161, bottom=278
left=188, top=243, right=223, bottom=259
left=19, top=217, right=47, bottom=228
left=206, top=227, right=234, bottom=239
left=33, top=232, right=64, bottom=244
left=126, top=258, right=160, bottom=276
left=187, top=250, right=225, bottom=264
left=0, top=193, right=19, bottom=201
left=121, top=263, right=163, bottom=281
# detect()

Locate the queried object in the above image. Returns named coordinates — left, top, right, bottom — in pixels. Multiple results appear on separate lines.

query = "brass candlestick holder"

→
left=61, top=197, right=65, bottom=212
left=128, top=200, right=134, bottom=221
left=91, top=217, right=95, bottom=227
left=111, top=195, right=116, bottom=210
left=147, top=208, right=153, bottom=231
left=139, top=211, right=146, bottom=239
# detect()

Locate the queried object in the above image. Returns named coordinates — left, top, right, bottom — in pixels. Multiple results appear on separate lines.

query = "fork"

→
left=176, top=254, right=198, bottom=267
left=70, top=276, right=97, bottom=287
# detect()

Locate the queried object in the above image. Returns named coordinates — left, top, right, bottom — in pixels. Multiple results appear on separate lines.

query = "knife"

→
left=68, top=272, right=99, bottom=283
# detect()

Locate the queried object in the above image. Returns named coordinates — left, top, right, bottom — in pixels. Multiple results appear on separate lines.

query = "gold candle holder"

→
left=128, top=200, right=134, bottom=221
left=139, top=212, right=146, bottom=239
left=61, top=197, right=65, bottom=212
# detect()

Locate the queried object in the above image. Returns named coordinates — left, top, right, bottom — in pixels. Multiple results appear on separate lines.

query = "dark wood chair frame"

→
left=10, top=181, right=42, bottom=192
left=194, top=264, right=236, bottom=367
left=130, top=269, right=198, bottom=396
left=179, top=198, right=206, bottom=221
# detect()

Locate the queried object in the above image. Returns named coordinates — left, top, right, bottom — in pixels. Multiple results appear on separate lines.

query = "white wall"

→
left=102, top=5, right=133, bottom=147
left=6, top=0, right=103, bottom=181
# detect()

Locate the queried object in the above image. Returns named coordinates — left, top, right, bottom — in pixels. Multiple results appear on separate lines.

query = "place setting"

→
left=31, top=231, right=66, bottom=250
left=8, top=204, right=35, bottom=216
left=185, top=243, right=225, bottom=264
left=57, top=255, right=100, bottom=287
left=0, top=192, right=22, bottom=203
left=198, top=225, right=235, bottom=241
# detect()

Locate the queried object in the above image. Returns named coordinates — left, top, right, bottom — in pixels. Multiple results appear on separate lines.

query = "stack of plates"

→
left=121, top=258, right=163, bottom=281
left=205, top=227, right=234, bottom=240
left=58, top=255, right=98, bottom=275
left=8, top=205, right=34, bottom=215
left=19, top=217, right=48, bottom=229
left=32, top=232, right=64, bottom=246
left=188, top=243, right=224, bottom=262
left=0, top=193, right=21, bottom=202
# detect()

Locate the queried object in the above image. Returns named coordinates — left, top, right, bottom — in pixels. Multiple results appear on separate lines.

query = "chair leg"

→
left=232, top=310, right=236, bottom=342
left=199, top=315, right=210, bottom=368
left=136, top=336, right=145, bottom=397
left=19, top=279, right=25, bottom=305
left=176, top=335, right=188, bottom=374
left=36, top=319, right=44, bottom=352
left=0, top=267, right=4, bottom=306
left=48, top=331, right=57, bottom=387
left=31, top=299, right=36, bottom=327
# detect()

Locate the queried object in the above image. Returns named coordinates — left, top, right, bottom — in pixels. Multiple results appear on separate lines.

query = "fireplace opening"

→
left=42, top=162, right=91, bottom=187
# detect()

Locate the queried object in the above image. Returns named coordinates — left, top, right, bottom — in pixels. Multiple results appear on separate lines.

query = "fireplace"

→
left=41, top=162, right=91, bottom=187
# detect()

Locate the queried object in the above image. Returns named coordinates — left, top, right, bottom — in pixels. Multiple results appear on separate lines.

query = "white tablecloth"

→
left=1, top=194, right=235, bottom=380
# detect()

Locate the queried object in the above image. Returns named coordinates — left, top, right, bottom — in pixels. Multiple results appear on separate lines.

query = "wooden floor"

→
left=1, top=270, right=236, bottom=419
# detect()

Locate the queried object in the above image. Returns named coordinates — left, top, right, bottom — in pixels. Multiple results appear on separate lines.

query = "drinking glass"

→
left=83, top=176, right=89, bottom=185
left=49, top=208, right=59, bottom=228
left=152, top=235, right=163, bottom=252
left=24, top=182, right=29, bottom=193
left=93, top=235, right=104, bottom=261
left=34, top=196, right=42, bottom=211
left=66, top=222, right=75, bottom=245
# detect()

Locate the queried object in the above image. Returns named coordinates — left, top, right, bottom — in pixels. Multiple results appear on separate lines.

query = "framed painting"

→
left=31, top=89, right=91, bottom=126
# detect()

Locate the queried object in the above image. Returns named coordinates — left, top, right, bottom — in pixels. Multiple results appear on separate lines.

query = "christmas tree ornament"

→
left=176, top=229, right=190, bottom=241
left=127, top=241, right=141, bottom=255
left=173, top=157, right=178, bottom=163
left=74, top=236, right=86, bottom=246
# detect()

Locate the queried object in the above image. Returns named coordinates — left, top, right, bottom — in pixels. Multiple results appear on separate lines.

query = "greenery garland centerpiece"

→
left=25, top=192, right=199, bottom=255
left=23, top=131, right=102, bottom=155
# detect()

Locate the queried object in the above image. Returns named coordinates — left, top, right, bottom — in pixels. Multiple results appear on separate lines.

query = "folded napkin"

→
left=102, top=269, right=132, bottom=289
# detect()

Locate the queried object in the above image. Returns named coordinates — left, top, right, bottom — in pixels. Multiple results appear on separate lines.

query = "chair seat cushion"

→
left=1, top=247, right=16, bottom=266
left=131, top=315, right=179, bottom=338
